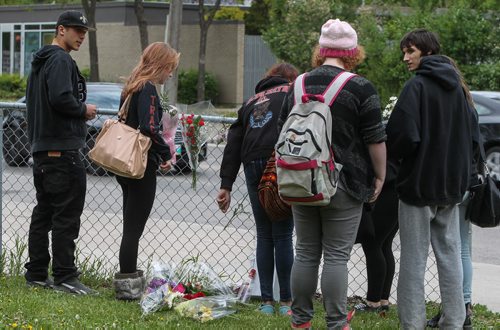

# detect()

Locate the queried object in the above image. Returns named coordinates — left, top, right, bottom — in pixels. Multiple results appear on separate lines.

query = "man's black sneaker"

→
left=53, top=278, right=98, bottom=295
left=27, top=278, right=54, bottom=289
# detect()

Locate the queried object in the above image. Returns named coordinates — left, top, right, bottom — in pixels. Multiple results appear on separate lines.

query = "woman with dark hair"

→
left=113, top=42, right=180, bottom=300
left=217, top=63, right=299, bottom=315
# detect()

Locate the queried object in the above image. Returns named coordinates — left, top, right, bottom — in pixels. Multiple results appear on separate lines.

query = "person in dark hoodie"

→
left=24, top=10, right=97, bottom=295
left=386, top=29, right=477, bottom=329
left=216, top=63, right=298, bottom=316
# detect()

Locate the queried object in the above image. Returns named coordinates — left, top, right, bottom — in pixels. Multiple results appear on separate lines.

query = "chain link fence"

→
left=0, top=102, right=441, bottom=302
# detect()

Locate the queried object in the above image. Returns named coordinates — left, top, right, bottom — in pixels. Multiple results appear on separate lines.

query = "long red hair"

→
left=122, top=42, right=180, bottom=98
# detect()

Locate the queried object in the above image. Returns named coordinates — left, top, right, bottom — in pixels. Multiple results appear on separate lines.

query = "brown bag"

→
left=89, top=95, right=152, bottom=179
left=258, top=152, right=292, bottom=221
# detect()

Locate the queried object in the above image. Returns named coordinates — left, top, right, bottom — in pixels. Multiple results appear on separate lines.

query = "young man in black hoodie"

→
left=24, top=10, right=97, bottom=295
left=386, top=29, right=475, bottom=328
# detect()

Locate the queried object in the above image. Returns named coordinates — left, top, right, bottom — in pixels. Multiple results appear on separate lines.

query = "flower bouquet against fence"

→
left=140, top=257, right=235, bottom=315
left=179, top=113, right=208, bottom=190
left=175, top=295, right=236, bottom=323
left=171, top=256, right=234, bottom=298
left=159, top=91, right=179, bottom=164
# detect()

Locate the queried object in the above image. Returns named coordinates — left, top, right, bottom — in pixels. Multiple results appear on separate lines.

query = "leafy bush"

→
left=0, top=74, right=27, bottom=101
left=80, top=68, right=90, bottom=81
left=178, top=69, right=218, bottom=105
left=214, top=6, right=245, bottom=21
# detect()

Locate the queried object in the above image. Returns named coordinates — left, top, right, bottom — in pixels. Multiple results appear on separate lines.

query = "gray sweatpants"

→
left=397, top=201, right=465, bottom=329
left=290, top=189, right=362, bottom=330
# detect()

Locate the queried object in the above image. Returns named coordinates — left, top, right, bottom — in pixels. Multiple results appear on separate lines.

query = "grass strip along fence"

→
left=1, top=243, right=499, bottom=330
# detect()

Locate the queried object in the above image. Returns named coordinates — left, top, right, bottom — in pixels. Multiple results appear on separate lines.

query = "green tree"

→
left=262, top=0, right=332, bottom=72
left=262, top=0, right=360, bottom=72
left=197, top=0, right=222, bottom=102
left=357, top=3, right=500, bottom=102
left=244, top=0, right=271, bottom=35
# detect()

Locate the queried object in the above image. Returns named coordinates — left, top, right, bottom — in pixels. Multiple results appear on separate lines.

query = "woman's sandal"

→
left=259, top=303, right=275, bottom=315
left=279, top=305, right=292, bottom=316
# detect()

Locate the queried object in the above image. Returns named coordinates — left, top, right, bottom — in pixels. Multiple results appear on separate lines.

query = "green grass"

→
left=1, top=276, right=499, bottom=329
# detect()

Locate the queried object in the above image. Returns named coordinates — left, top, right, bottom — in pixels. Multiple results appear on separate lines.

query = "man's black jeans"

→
left=25, top=150, right=86, bottom=285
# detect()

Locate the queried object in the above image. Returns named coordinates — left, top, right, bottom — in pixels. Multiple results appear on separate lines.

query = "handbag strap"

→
left=117, top=95, right=132, bottom=123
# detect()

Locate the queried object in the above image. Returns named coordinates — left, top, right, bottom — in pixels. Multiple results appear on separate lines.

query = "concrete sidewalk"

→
left=472, top=262, right=500, bottom=312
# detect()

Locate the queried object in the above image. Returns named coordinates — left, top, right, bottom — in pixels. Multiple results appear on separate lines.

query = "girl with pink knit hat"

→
left=278, top=19, right=387, bottom=330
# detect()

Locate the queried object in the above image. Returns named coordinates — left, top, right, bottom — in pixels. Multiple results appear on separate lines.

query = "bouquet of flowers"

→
left=382, top=96, right=398, bottom=120
left=171, top=256, right=234, bottom=298
left=140, top=261, right=185, bottom=315
left=179, top=113, right=209, bottom=190
left=159, top=91, right=179, bottom=164
left=140, top=258, right=234, bottom=315
left=175, top=296, right=236, bottom=323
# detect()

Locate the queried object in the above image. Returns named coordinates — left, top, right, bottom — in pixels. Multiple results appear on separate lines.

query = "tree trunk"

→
left=134, top=0, right=149, bottom=51
left=165, top=0, right=183, bottom=105
left=82, top=0, right=99, bottom=82
left=196, top=0, right=221, bottom=102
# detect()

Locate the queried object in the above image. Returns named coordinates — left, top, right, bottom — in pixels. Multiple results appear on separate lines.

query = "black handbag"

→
left=466, top=164, right=500, bottom=228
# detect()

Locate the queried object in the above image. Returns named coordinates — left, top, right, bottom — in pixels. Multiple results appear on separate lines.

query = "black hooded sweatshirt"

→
left=220, top=76, right=290, bottom=191
left=386, top=55, right=476, bottom=206
left=26, top=45, right=88, bottom=153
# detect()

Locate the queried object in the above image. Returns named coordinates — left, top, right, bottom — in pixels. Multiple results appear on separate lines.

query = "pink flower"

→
left=173, top=283, right=185, bottom=293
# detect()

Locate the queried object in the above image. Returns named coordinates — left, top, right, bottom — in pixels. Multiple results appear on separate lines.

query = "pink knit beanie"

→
left=319, top=19, right=358, bottom=58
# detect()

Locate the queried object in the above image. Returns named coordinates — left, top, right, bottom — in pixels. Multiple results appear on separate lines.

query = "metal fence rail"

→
left=0, top=102, right=441, bottom=302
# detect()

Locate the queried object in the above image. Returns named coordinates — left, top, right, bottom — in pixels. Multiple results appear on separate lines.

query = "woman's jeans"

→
left=244, top=158, right=294, bottom=302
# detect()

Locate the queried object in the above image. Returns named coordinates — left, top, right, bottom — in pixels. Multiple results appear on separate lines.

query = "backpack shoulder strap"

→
left=322, top=72, right=356, bottom=106
left=293, top=73, right=307, bottom=105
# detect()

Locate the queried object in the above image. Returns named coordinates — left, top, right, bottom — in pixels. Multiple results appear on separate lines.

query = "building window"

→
left=0, top=23, right=54, bottom=76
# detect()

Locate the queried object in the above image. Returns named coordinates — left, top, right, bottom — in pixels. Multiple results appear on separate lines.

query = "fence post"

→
left=0, top=108, right=3, bottom=260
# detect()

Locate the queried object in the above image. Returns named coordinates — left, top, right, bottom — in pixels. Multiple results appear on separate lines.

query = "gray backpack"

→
left=275, top=71, right=355, bottom=206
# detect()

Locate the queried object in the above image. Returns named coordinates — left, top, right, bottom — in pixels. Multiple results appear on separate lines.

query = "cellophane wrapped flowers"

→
left=159, top=91, right=179, bottom=164
left=175, top=295, right=236, bottom=323
left=140, top=261, right=184, bottom=315
left=140, top=257, right=235, bottom=318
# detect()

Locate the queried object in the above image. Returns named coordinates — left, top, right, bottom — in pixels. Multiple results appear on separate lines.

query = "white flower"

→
left=382, top=96, right=398, bottom=120
left=165, top=291, right=184, bottom=309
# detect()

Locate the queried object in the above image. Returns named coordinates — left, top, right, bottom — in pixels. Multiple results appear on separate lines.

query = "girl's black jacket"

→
left=120, top=82, right=171, bottom=165
left=220, top=76, right=290, bottom=191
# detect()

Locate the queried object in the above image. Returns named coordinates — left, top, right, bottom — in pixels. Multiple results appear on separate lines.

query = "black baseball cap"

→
left=56, top=10, right=96, bottom=31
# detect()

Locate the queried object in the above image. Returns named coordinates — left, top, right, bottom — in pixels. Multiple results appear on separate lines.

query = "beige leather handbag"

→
left=89, top=95, right=152, bottom=179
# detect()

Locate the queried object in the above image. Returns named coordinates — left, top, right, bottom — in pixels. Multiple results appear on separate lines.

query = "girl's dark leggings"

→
left=116, top=160, right=157, bottom=273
